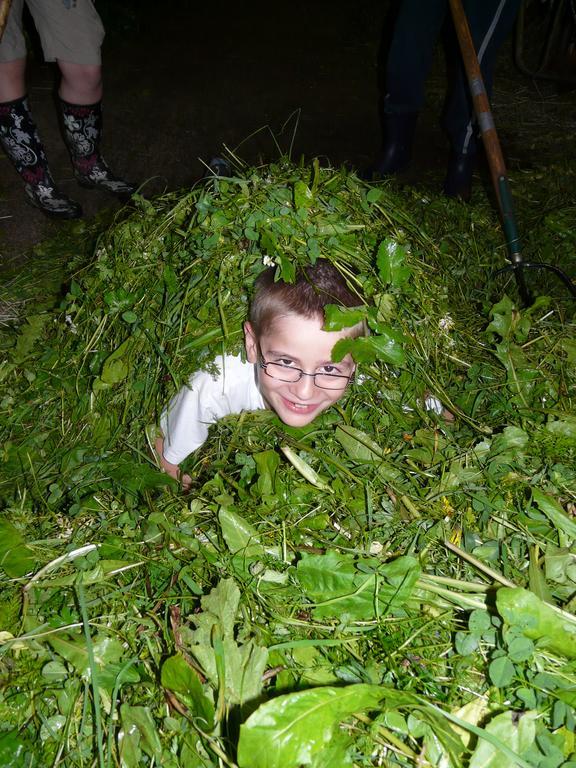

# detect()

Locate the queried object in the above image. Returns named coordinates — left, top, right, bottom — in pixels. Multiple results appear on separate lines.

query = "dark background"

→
left=0, top=0, right=575, bottom=265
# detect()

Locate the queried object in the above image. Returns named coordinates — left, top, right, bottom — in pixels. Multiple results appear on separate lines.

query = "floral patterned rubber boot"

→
left=59, top=99, right=136, bottom=198
left=0, top=96, right=82, bottom=219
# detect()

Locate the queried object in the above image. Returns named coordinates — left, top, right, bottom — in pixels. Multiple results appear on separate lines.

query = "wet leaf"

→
left=237, top=684, right=384, bottom=768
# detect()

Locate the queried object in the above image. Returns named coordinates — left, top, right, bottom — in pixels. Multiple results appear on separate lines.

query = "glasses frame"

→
left=257, top=352, right=354, bottom=391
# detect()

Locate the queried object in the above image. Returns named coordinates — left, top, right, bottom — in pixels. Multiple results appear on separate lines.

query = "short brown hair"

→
left=249, top=259, right=365, bottom=337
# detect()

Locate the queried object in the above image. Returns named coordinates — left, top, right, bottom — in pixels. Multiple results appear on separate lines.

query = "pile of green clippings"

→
left=0, top=159, right=575, bottom=768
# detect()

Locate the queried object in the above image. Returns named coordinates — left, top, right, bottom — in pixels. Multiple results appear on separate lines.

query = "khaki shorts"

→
left=0, top=0, right=105, bottom=65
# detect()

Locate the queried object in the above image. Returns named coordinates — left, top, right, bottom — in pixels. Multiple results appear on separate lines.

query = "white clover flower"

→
left=262, top=255, right=275, bottom=267
left=65, top=314, right=78, bottom=334
left=439, top=314, right=455, bottom=331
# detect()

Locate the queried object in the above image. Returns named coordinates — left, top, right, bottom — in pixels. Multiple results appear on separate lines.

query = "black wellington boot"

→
left=372, top=111, right=419, bottom=177
left=59, top=99, right=136, bottom=199
left=443, top=150, right=475, bottom=202
left=0, top=96, right=82, bottom=219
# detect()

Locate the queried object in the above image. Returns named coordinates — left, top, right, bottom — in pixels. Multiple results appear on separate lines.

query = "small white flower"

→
left=369, top=540, right=384, bottom=555
left=439, top=314, right=455, bottom=331
left=424, top=394, right=444, bottom=414
left=262, top=255, right=275, bottom=267
left=65, top=314, right=78, bottom=334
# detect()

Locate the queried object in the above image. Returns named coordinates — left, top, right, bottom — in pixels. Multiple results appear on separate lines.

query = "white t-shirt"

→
left=160, top=354, right=266, bottom=465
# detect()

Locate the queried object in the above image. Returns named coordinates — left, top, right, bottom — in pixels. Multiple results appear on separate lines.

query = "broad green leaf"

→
left=93, top=338, right=132, bottom=391
left=335, top=425, right=387, bottom=461
left=119, top=705, right=162, bottom=767
left=254, top=449, right=280, bottom=496
left=528, top=545, right=554, bottom=604
left=0, top=519, right=37, bottom=577
left=296, top=551, right=420, bottom=620
left=13, top=313, right=49, bottom=362
left=532, top=488, right=576, bottom=542
left=489, top=426, right=529, bottom=456
left=323, top=304, right=367, bottom=332
left=280, top=445, right=333, bottom=492
left=190, top=635, right=268, bottom=706
left=545, top=415, right=576, bottom=439
left=219, top=506, right=265, bottom=556
left=237, top=684, right=384, bottom=768
left=496, top=587, right=576, bottom=659
left=39, top=715, right=66, bottom=743
left=0, top=730, right=26, bottom=768
left=309, top=731, right=353, bottom=767
left=468, top=711, right=537, bottom=768
left=486, top=295, right=516, bottom=340
left=185, top=579, right=268, bottom=705
left=293, top=180, right=314, bottom=210
left=47, top=632, right=137, bottom=690
left=161, top=654, right=214, bottom=730
left=488, top=656, right=515, bottom=687
left=376, top=239, right=411, bottom=288
left=332, top=330, right=405, bottom=366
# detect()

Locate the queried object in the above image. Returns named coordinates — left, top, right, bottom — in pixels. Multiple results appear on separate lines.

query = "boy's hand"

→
left=154, top=436, right=192, bottom=490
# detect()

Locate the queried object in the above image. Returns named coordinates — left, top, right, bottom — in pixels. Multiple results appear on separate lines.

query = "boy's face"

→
left=244, top=314, right=356, bottom=428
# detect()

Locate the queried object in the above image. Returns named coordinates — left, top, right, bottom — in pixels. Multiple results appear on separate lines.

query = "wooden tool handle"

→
left=448, top=0, right=508, bottom=185
left=0, top=0, right=13, bottom=44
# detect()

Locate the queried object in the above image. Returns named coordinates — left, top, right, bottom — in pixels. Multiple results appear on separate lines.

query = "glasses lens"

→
left=266, top=362, right=301, bottom=382
left=314, top=374, right=350, bottom=390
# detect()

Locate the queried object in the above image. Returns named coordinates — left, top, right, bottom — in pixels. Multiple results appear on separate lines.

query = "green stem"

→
left=76, top=580, right=105, bottom=768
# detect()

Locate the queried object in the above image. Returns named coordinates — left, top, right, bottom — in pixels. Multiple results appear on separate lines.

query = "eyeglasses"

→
left=258, top=355, right=354, bottom=391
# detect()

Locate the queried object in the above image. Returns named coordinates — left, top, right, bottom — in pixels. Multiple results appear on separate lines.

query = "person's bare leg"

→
left=0, top=58, right=26, bottom=101
left=57, top=60, right=102, bottom=104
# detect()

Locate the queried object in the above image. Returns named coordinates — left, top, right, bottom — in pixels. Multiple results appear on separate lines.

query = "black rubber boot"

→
left=0, top=96, right=82, bottom=219
left=59, top=99, right=136, bottom=198
left=372, top=111, right=419, bottom=177
left=443, top=150, right=475, bottom=202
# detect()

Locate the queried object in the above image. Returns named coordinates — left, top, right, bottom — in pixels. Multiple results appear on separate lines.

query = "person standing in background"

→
left=372, top=0, right=521, bottom=200
left=0, top=0, right=135, bottom=219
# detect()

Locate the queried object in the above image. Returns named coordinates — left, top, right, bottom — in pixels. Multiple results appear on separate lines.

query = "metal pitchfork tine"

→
left=448, top=0, right=576, bottom=304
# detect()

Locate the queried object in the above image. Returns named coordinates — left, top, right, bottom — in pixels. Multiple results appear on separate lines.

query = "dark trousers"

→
left=383, top=0, right=521, bottom=155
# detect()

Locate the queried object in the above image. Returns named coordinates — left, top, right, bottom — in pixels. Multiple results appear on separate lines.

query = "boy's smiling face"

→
left=244, top=314, right=356, bottom=427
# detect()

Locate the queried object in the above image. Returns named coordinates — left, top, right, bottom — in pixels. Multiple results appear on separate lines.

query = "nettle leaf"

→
left=376, top=239, right=411, bottom=288
left=161, top=654, right=215, bottom=730
left=237, top=684, right=385, bottom=768
left=468, top=711, right=537, bottom=768
left=323, top=304, right=367, bottom=332
left=332, top=329, right=405, bottom=366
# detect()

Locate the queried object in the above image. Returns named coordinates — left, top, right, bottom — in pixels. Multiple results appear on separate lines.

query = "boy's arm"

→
left=154, top=436, right=192, bottom=490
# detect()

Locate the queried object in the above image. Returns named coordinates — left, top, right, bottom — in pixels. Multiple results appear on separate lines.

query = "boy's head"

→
left=244, top=259, right=366, bottom=427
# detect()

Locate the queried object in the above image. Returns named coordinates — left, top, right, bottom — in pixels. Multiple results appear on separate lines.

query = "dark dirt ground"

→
left=1, top=0, right=575, bottom=273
